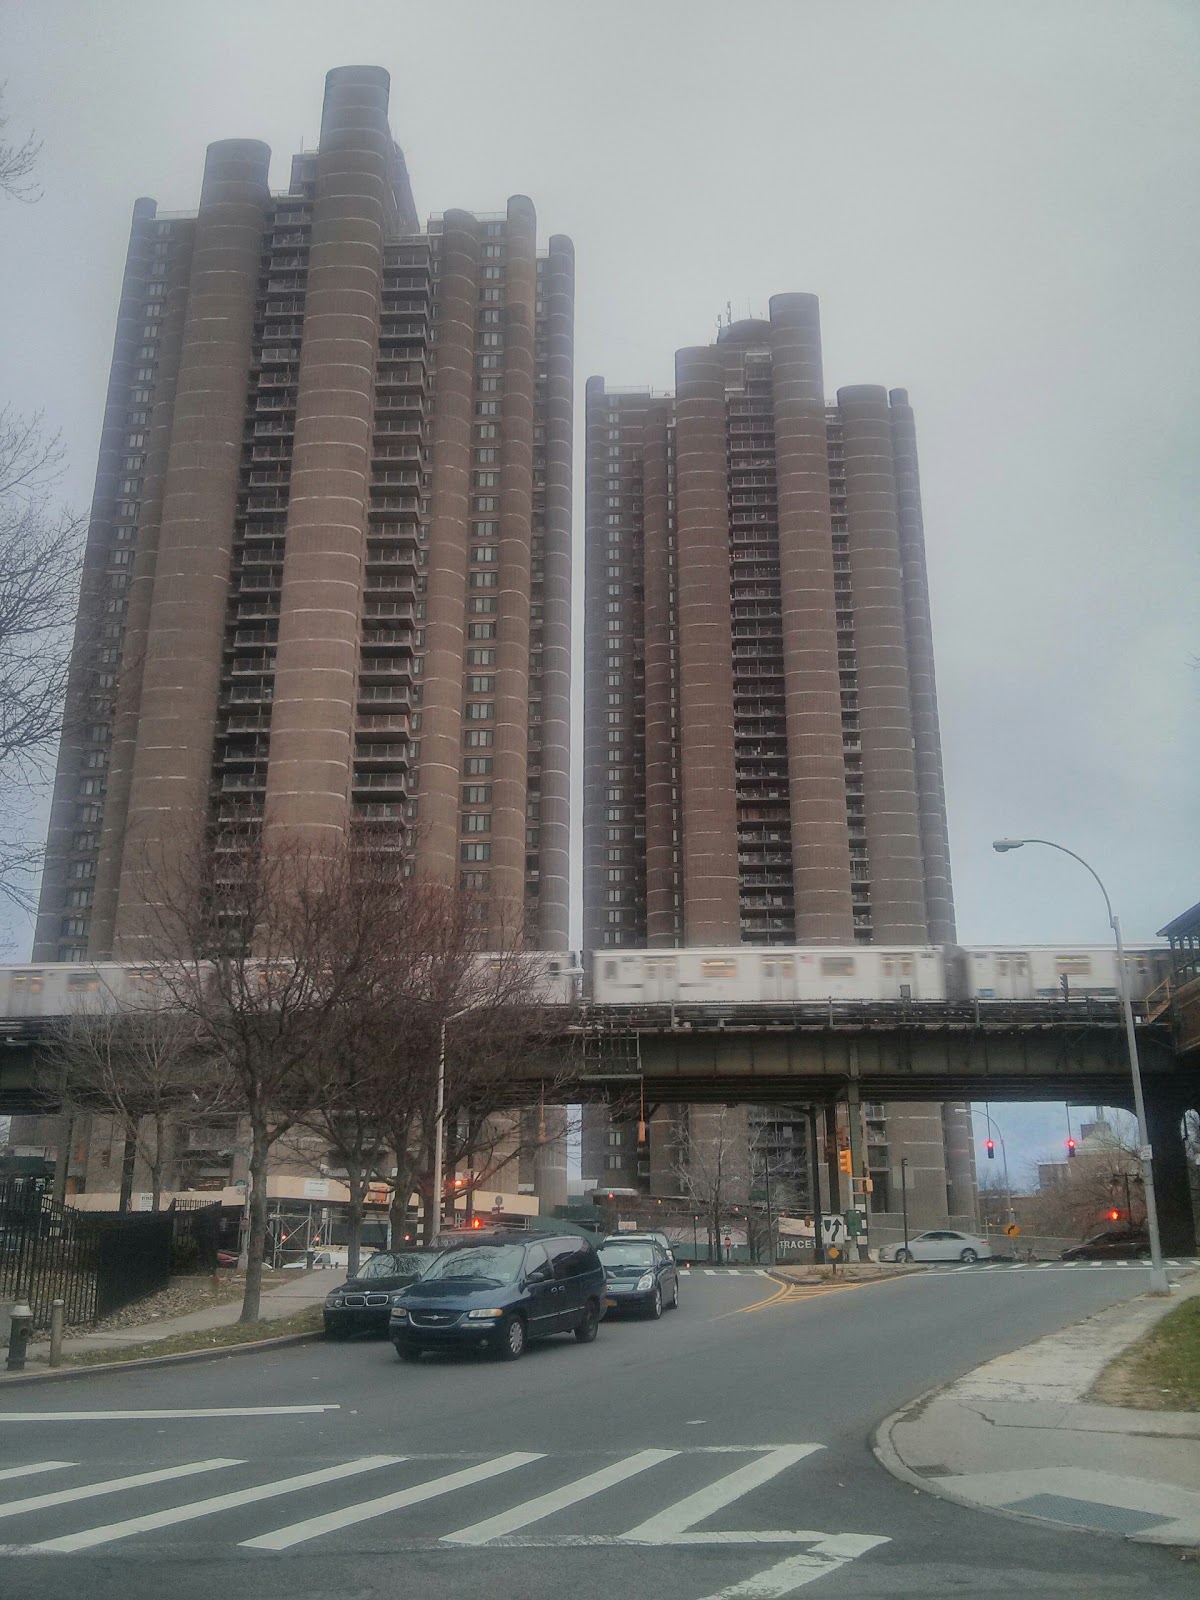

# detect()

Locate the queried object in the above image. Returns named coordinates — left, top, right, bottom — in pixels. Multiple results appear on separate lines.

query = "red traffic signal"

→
left=985, top=1139, right=995, bottom=1160
left=1108, top=1208, right=1121, bottom=1222
left=1066, top=1138, right=1077, bottom=1158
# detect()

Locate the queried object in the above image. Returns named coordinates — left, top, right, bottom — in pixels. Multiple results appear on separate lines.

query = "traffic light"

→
left=985, top=1139, right=995, bottom=1160
left=1108, top=1208, right=1121, bottom=1222
left=1066, top=1138, right=1077, bottom=1158
left=838, top=1149, right=853, bottom=1176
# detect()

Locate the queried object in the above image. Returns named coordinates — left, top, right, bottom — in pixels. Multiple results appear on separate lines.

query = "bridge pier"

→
left=1145, top=1087, right=1198, bottom=1256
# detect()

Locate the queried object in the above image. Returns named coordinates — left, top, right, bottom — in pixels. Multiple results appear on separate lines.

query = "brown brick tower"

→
left=34, top=67, right=573, bottom=971
left=581, top=294, right=973, bottom=1229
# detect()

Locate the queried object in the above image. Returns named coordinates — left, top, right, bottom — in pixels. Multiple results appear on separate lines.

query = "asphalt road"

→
left=0, top=1264, right=1194, bottom=1599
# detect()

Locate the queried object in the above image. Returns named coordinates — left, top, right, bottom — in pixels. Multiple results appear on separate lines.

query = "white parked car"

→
left=878, top=1230, right=993, bottom=1264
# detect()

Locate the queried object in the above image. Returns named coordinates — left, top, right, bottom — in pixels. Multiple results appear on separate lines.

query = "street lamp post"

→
left=430, top=1006, right=472, bottom=1241
left=972, top=1108, right=1014, bottom=1228
left=900, top=1156, right=910, bottom=1259
left=993, top=837, right=1170, bottom=1295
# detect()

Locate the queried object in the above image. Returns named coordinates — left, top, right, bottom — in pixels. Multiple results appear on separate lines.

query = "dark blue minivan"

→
left=389, top=1232, right=606, bottom=1361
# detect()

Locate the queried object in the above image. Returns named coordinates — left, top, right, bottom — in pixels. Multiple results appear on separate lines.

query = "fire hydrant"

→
left=6, top=1302, right=33, bottom=1372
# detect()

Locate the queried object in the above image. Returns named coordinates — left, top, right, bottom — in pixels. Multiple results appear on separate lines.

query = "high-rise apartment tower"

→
left=34, top=66, right=573, bottom=965
left=581, top=295, right=973, bottom=1226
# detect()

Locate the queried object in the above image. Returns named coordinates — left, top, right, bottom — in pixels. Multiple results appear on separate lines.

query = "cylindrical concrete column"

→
left=92, top=215, right=194, bottom=955
left=114, top=140, right=271, bottom=954
left=535, top=233, right=574, bottom=950
left=838, top=384, right=926, bottom=942
left=413, top=210, right=480, bottom=886
left=940, top=1101, right=977, bottom=1222
left=889, top=388, right=956, bottom=943
left=490, top=195, right=537, bottom=937
left=769, top=295, right=855, bottom=943
left=33, top=197, right=160, bottom=960
left=674, top=345, right=739, bottom=944
left=642, top=403, right=677, bottom=946
left=265, top=65, right=393, bottom=847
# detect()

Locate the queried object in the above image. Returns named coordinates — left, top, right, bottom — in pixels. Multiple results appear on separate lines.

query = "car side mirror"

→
left=524, top=1263, right=551, bottom=1286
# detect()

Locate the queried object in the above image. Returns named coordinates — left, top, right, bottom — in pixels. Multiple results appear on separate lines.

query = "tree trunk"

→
left=150, top=1113, right=165, bottom=1211
left=240, top=1121, right=270, bottom=1323
left=345, top=1169, right=365, bottom=1277
left=118, top=1125, right=137, bottom=1213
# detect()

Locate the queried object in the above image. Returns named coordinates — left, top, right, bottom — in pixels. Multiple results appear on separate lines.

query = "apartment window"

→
left=61, top=917, right=88, bottom=938
left=605, top=514, right=621, bottom=525
left=470, top=571, right=499, bottom=588
left=479, top=376, right=501, bottom=390
left=464, top=730, right=494, bottom=747
left=69, top=860, right=96, bottom=880
left=461, top=842, right=491, bottom=861
left=606, top=911, right=623, bottom=925
left=607, top=565, right=621, bottom=578
left=470, top=597, right=498, bottom=613
left=605, top=601, right=621, bottom=614
left=606, top=786, right=622, bottom=800
left=606, top=672, right=622, bottom=687
left=467, top=675, right=495, bottom=692
left=471, top=546, right=498, bottom=563
left=476, top=401, right=500, bottom=416
left=464, top=757, right=493, bottom=775
left=474, top=471, right=499, bottom=487
left=482, top=265, right=502, bottom=280
left=607, top=583, right=622, bottom=597
left=606, top=848, right=624, bottom=862
left=462, top=785, right=491, bottom=804
left=478, top=333, right=503, bottom=348
left=460, top=871, right=488, bottom=890
left=465, top=701, right=494, bottom=720
left=474, top=497, right=499, bottom=512
left=606, top=868, right=624, bottom=882
left=479, top=310, right=502, bottom=326
left=467, top=648, right=496, bottom=666
left=476, top=424, right=498, bottom=440
left=605, top=808, right=622, bottom=822
left=482, top=244, right=502, bottom=258
left=66, top=889, right=93, bottom=908
left=468, top=622, right=496, bottom=639
left=462, top=813, right=491, bottom=832
left=472, top=521, right=499, bottom=537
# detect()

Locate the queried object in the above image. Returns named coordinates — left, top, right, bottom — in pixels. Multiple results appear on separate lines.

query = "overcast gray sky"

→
left=2, top=1, right=1196, bottom=1167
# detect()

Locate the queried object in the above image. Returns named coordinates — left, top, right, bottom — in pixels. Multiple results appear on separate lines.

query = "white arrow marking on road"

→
left=693, top=1534, right=890, bottom=1597
left=625, top=1445, right=823, bottom=1542
left=0, top=1406, right=340, bottom=1423
left=242, top=1451, right=543, bottom=1552
left=22, top=1455, right=400, bottom=1553
left=443, top=1448, right=678, bottom=1545
left=0, top=1463, right=73, bottom=1483
left=0, top=1459, right=240, bottom=1521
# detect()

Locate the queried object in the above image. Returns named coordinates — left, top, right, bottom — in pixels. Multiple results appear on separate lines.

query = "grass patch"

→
left=64, top=1304, right=323, bottom=1367
left=1090, top=1296, right=1200, bottom=1411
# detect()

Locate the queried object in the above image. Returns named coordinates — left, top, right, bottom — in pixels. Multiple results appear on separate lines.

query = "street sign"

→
left=492, top=1196, right=504, bottom=1213
left=1005, top=1222, right=1021, bottom=1238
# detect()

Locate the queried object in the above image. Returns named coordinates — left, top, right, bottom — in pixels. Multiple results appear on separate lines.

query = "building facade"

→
left=34, top=64, right=573, bottom=966
left=26, top=65, right=572, bottom=1210
left=581, top=295, right=974, bottom=1230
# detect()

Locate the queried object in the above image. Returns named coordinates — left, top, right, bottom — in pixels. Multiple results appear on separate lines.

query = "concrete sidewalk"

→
left=876, top=1268, right=1200, bottom=1547
left=7, top=1271, right=332, bottom=1374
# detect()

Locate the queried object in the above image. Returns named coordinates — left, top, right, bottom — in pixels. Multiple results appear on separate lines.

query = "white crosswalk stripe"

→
left=625, top=1446, right=822, bottom=1542
left=0, top=1463, right=72, bottom=1485
left=0, top=1459, right=239, bottom=1523
left=22, top=1455, right=400, bottom=1554
left=443, top=1448, right=677, bottom=1545
left=242, top=1451, right=542, bottom=1552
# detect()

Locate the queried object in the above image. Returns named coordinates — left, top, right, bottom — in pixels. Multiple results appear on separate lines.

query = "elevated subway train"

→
left=591, top=945, right=1172, bottom=1007
left=0, top=954, right=582, bottom=1021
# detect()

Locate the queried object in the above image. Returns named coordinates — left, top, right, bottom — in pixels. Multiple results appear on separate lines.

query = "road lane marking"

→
left=23, top=1455, right=400, bottom=1553
left=442, top=1448, right=678, bottom=1544
left=693, top=1534, right=890, bottom=1597
left=0, top=1406, right=340, bottom=1423
left=241, top=1451, right=543, bottom=1551
left=625, top=1446, right=823, bottom=1541
left=0, top=1459, right=241, bottom=1521
left=0, top=1463, right=73, bottom=1484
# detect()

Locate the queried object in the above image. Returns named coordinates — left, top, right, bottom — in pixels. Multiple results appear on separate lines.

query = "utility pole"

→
left=900, top=1157, right=910, bottom=1259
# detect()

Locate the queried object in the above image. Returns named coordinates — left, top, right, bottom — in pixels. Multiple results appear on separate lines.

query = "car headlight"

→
left=636, top=1273, right=654, bottom=1292
left=466, top=1308, right=505, bottom=1320
left=324, top=1294, right=344, bottom=1308
left=389, top=1306, right=408, bottom=1321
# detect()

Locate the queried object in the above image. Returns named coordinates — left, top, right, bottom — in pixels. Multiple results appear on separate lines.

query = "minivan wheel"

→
left=647, top=1286, right=663, bottom=1320
left=498, top=1313, right=526, bottom=1360
left=959, top=1248, right=978, bottom=1264
left=574, top=1300, right=599, bottom=1343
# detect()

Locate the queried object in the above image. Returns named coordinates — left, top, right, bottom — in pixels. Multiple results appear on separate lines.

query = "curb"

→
left=0, top=1329, right=324, bottom=1386
left=872, top=1382, right=1200, bottom=1550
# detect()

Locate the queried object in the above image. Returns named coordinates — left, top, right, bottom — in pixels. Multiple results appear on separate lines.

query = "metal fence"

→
left=0, top=1177, right=174, bottom=1329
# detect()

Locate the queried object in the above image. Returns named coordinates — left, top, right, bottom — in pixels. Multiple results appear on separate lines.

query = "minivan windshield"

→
left=421, top=1244, right=526, bottom=1286
left=598, top=1242, right=655, bottom=1267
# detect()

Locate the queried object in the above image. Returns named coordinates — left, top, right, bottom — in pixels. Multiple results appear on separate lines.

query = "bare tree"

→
left=41, top=984, right=229, bottom=1212
left=0, top=87, right=41, bottom=203
left=138, top=831, right=387, bottom=1321
left=0, top=408, right=86, bottom=911
left=673, top=1108, right=751, bottom=1265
